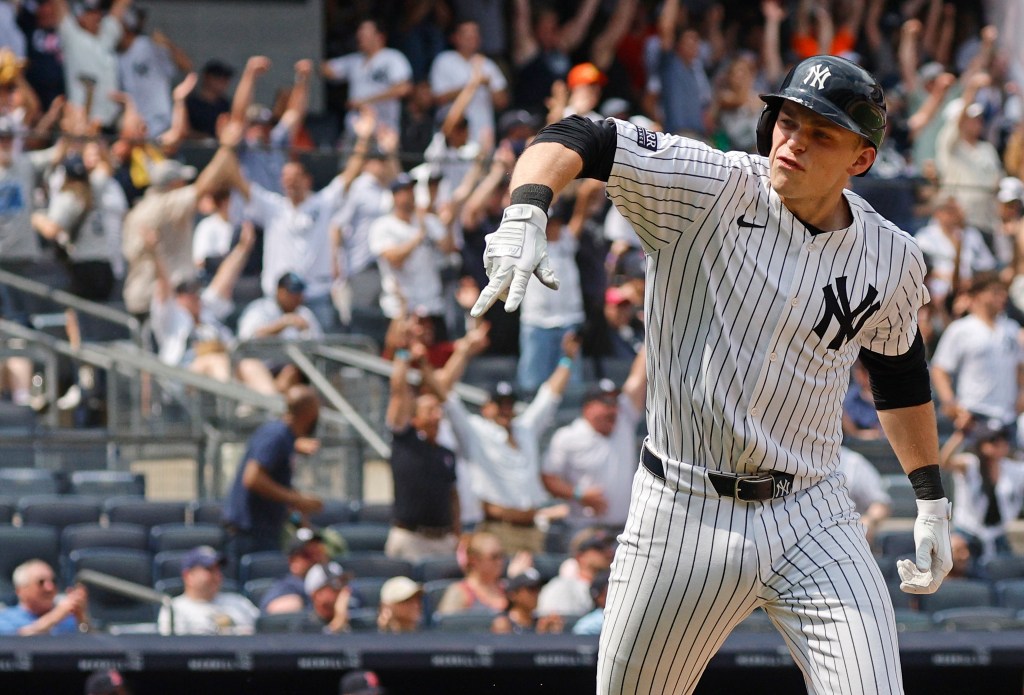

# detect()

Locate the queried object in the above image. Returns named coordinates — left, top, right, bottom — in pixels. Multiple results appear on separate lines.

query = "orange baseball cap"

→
left=567, top=62, right=607, bottom=89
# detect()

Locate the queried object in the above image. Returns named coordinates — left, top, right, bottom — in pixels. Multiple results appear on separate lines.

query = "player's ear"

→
left=848, top=145, right=876, bottom=177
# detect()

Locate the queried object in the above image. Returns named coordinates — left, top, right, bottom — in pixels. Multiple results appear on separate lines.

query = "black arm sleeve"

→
left=858, top=332, right=932, bottom=410
left=528, top=115, right=619, bottom=182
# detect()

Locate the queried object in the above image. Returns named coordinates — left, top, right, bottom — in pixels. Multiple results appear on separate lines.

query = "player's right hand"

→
left=470, top=203, right=559, bottom=317
left=897, top=498, right=952, bottom=594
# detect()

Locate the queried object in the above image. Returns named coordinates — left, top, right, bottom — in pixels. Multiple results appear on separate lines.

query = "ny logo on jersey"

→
left=802, top=64, right=832, bottom=90
left=812, top=276, right=881, bottom=350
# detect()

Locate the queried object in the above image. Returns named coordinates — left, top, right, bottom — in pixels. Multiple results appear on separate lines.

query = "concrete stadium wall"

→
left=137, top=0, right=325, bottom=112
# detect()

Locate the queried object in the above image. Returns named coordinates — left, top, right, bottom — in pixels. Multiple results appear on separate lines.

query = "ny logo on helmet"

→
left=802, top=64, right=832, bottom=90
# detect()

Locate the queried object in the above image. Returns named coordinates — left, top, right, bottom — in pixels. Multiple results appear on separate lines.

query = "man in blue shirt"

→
left=222, top=385, right=324, bottom=574
left=0, top=559, right=89, bottom=635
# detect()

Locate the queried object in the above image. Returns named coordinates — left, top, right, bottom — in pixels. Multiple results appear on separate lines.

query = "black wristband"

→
left=908, top=464, right=945, bottom=500
left=510, top=184, right=553, bottom=212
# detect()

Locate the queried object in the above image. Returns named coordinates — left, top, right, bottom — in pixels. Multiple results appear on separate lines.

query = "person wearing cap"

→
left=185, top=58, right=234, bottom=139
left=238, top=110, right=376, bottom=334
left=304, top=561, right=352, bottom=633
left=542, top=348, right=647, bottom=529
left=367, top=171, right=455, bottom=322
left=429, top=19, right=508, bottom=142
left=490, top=567, right=560, bottom=635
left=158, top=545, right=259, bottom=635
left=562, top=62, right=606, bottom=122
left=509, top=0, right=601, bottom=113
left=376, top=576, right=423, bottom=633
left=229, top=55, right=313, bottom=196
left=121, top=119, right=246, bottom=317
left=571, top=569, right=609, bottom=636
left=421, top=75, right=480, bottom=210
left=237, top=271, right=323, bottom=344
left=260, top=528, right=329, bottom=614
left=116, top=6, right=191, bottom=138
left=940, top=416, right=1024, bottom=562
left=322, top=19, right=412, bottom=140
left=652, top=0, right=711, bottom=136
left=0, top=559, right=90, bottom=635
left=913, top=194, right=997, bottom=308
left=439, top=332, right=581, bottom=553
left=996, top=176, right=1023, bottom=273
left=338, top=669, right=387, bottom=695
left=536, top=526, right=614, bottom=618
left=935, top=68, right=1005, bottom=239
left=222, top=384, right=324, bottom=570
left=601, top=285, right=643, bottom=359
left=83, top=668, right=130, bottom=695
left=52, top=0, right=130, bottom=128
left=932, top=270, right=1024, bottom=443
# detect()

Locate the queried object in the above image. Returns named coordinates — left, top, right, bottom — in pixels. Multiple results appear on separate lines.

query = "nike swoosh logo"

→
left=737, top=214, right=767, bottom=229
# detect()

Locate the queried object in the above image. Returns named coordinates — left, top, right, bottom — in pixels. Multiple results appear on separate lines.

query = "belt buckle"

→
left=735, top=474, right=775, bottom=501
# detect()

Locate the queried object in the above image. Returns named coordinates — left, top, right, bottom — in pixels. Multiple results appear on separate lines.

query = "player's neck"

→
left=780, top=190, right=853, bottom=233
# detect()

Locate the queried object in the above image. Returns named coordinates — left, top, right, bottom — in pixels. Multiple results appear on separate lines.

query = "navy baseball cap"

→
left=583, top=378, right=620, bottom=406
left=181, top=545, right=225, bottom=571
left=505, top=567, right=543, bottom=593
left=278, top=272, right=307, bottom=294
left=63, top=155, right=89, bottom=182
left=202, top=59, right=235, bottom=78
left=174, top=276, right=203, bottom=295
left=489, top=381, right=517, bottom=403
left=389, top=173, right=415, bottom=192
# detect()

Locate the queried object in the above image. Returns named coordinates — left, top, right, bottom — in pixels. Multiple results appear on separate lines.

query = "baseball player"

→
left=471, top=56, right=953, bottom=694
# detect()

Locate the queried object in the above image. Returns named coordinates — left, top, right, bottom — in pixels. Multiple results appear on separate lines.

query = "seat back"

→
left=17, top=495, right=102, bottom=530
left=238, top=551, right=289, bottom=584
left=67, top=548, right=157, bottom=627
left=340, top=552, right=413, bottom=580
left=329, top=523, right=391, bottom=553
left=918, top=578, right=994, bottom=612
left=103, top=497, right=188, bottom=529
left=149, top=523, right=226, bottom=554
left=0, top=468, right=61, bottom=496
left=69, top=471, right=145, bottom=498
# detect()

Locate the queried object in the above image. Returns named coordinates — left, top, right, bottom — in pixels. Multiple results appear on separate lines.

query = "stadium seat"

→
left=256, top=611, right=320, bottom=634
left=874, top=530, right=915, bottom=557
left=431, top=609, right=499, bottom=632
left=60, top=523, right=149, bottom=557
left=238, top=551, right=289, bottom=585
left=886, top=579, right=918, bottom=612
left=309, top=499, right=357, bottom=527
left=0, top=500, right=15, bottom=524
left=103, top=497, right=188, bottom=529
left=532, top=553, right=568, bottom=582
left=352, top=503, right=393, bottom=524
left=413, top=555, right=463, bottom=583
left=893, top=609, right=933, bottom=632
left=340, top=552, right=413, bottom=580
left=918, top=578, right=994, bottom=613
left=330, top=523, right=391, bottom=553
left=69, top=471, right=145, bottom=498
left=880, top=476, right=918, bottom=518
left=0, top=524, right=60, bottom=603
left=931, top=607, right=1021, bottom=631
left=153, top=577, right=184, bottom=597
left=996, top=579, right=1024, bottom=611
left=349, top=577, right=388, bottom=612
left=149, top=523, right=226, bottom=554
left=243, top=577, right=278, bottom=608
left=152, top=550, right=190, bottom=582
left=422, top=578, right=457, bottom=621
left=67, top=548, right=157, bottom=628
left=983, top=555, right=1024, bottom=582
left=17, top=495, right=102, bottom=530
left=188, top=499, right=224, bottom=525
left=0, top=468, right=61, bottom=496
left=874, top=554, right=910, bottom=583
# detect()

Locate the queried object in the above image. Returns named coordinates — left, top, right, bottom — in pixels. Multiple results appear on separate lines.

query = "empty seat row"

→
left=0, top=469, right=145, bottom=498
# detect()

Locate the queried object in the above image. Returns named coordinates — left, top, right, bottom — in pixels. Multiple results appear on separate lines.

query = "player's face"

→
left=769, top=102, right=875, bottom=206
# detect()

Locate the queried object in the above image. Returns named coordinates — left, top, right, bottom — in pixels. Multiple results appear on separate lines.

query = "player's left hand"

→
left=470, top=204, right=559, bottom=317
left=897, top=498, right=952, bottom=594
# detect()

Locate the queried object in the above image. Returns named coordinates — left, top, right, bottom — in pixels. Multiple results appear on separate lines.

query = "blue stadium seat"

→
left=152, top=550, right=190, bottom=582
left=188, top=499, right=224, bottom=525
left=243, top=577, right=278, bottom=607
left=60, top=523, right=149, bottom=563
left=532, top=553, right=568, bottom=583
left=0, top=468, right=61, bottom=496
left=69, top=471, right=145, bottom=498
left=875, top=530, right=915, bottom=557
left=931, top=607, right=1020, bottom=631
left=893, top=609, right=932, bottom=632
left=340, top=552, right=413, bottom=580
left=238, top=551, right=289, bottom=585
left=422, top=578, right=456, bottom=622
left=17, top=495, right=102, bottom=530
left=149, top=523, right=226, bottom=554
left=329, top=523, right=391, bottom=553
left=255, top=611, right=321, bottom=634
left=431, top=609, right=499, bottom=632
left=309, top=499, right=357, bottom=527
left=983, top=555, right=1024, bottom=582
left=351, top=503, right=393, bottom=524
left=880, top=476, right=918, bottom=518
left=0, top=500, right=14, bottom=524
left=413, top=555, right=463, bottom=583
left=918, top=578, right=993, bottom=613
left=996, top=579, right=1024, bottom=611
left=67, top=548, right=157, bottom=628
left=103, top=497, right=188, bottom=529
left=349, top=577, right=387, bottom=612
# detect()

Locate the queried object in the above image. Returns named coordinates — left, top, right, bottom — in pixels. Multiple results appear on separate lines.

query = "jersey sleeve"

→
left=605, top=118, right=733, bottom=254
left=860, top=237, right=929, bottom=356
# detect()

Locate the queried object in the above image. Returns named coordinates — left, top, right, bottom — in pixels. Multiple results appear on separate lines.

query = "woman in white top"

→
left=940, top=415, right=1024, bottom=561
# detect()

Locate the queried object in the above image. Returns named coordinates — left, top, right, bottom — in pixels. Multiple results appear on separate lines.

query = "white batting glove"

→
left=470, top=204, right=560, bottom=317
left=897, top=498, right=952, bottom=594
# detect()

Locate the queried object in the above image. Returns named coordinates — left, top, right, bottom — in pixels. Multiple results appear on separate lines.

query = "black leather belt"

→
left=642, top=445, right=795, bottom=502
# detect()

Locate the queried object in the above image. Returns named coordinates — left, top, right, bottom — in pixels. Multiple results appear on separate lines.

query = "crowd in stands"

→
left=0, top=0, right=1023, bottom=637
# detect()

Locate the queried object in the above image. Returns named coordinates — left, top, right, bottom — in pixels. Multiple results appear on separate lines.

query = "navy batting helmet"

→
left=755, top=56, right=886, bottom=173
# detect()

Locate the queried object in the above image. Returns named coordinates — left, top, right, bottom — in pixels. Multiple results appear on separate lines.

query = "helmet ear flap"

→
left=756, top=103, right=777, bottom=157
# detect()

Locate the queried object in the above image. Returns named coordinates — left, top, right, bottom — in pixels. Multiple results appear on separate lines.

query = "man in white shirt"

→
left=542, top=349, right=647, bottom=530
left=932, top=271, right=1024, bottom=435
left=368, top=172, right=455, bottom=321
left=838, top=446, right=892, bottom=545
left=116, top=7, right=190, bottom=137
left=440, top=334, right=580, bottom=553
left=536, top=527, right=614, bottom=618
left=322, top=19, right=412, bottom=139
left=54, top=0, right=130, bottom=128
left=158, top=546, right=259, bottom=635
left=191, top=189, right=234, bottom=275
left=238, top=271, right=324, bottom=343
left=429, top=20, right=508, bottom=141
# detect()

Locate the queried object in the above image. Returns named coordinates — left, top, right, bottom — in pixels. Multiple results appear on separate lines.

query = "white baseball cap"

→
left=379, top=576, right=421, bottom=605
left=997, top=177, right=1024, bottom=204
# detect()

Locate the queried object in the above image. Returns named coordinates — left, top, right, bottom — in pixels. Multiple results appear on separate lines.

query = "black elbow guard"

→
left=858, top=332, right=932, bottom=410
left=529, top=115, right=618, bottom=182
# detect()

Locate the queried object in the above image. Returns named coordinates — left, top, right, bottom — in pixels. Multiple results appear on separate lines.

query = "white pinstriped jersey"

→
left=605, top=118, right=928, bottom=480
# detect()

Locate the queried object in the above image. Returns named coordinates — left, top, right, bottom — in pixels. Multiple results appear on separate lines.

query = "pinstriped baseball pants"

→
left=597, top=457, right=903, bottom=695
